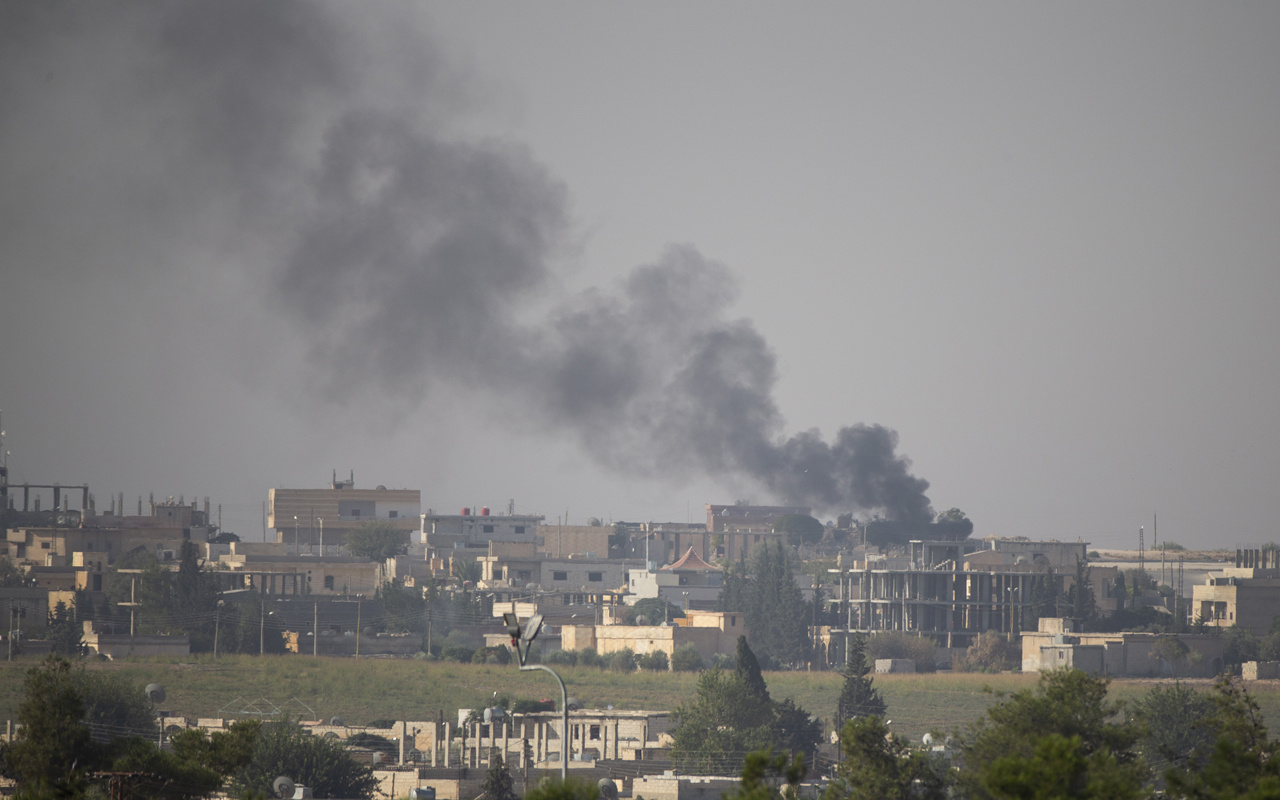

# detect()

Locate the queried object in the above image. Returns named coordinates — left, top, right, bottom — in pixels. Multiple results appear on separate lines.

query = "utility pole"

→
left=356, top=600, right=362, bottom=657
left=314, top=602, right=318, bottom=657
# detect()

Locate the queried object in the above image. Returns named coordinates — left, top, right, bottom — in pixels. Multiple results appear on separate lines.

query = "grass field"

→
left=3, top=655, right=1278, bottom=745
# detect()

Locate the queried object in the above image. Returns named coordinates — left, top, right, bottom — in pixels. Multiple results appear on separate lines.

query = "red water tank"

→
left=461, top=507, right=471, bottom=517
left=481, top=507, right=490, bottom=516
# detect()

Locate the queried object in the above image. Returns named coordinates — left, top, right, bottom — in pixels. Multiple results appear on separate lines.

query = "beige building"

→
left=1192, top=549, right=1280, bottom=636
left=561, top=609, right=745, bottom=664
left=213, top=541, right=383, bottom=596
left=1021, top=617, right=1226, bottom=677
left=268, top=476, right=420, bottom=555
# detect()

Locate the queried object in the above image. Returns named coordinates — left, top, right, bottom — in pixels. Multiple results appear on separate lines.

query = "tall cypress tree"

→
left=836, top=633, right=886, bottom=728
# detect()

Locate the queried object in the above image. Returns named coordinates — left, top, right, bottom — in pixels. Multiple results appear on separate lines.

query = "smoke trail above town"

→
left=0, top=1, right=935, bottom=522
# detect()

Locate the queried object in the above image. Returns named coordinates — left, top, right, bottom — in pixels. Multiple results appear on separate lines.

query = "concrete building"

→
left=626, top=547, right=723, bottom=610
left=212, top=541, right=383, bottom=596
left=1021, top=617, right=1226, bottom=677
left=561, top=609, right=745, bottom=664
left=1192, top=548, right=1280, bottom=636
left=536, top=524, right=612, bottom=559
left=268, top=475, right=420, bottom=555
left=827, top=540, right=1120, bottom=650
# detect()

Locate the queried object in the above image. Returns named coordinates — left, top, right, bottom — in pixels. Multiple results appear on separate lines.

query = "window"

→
left=588, top=572, right=603, bottom=582
left=389, top=510, right=398, bottom=519
left=517, top=570, right=532, bottom=582
left=515, top=526, right=526, bottom=534
left=731, top=616, right=737, bottom=626
left=483, top=525, right=494, bottom=534
left=553, top=571, right=568, bottom=581
left=351, top=509, right=361, bottom=518
left=324, top=576, right=335, bottom=590
left=41, top=542, right=50, bottom=549
left=590, top=725, right=600, bottom=740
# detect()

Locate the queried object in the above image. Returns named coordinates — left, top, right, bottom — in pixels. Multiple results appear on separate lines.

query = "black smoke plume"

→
left=1, top=2, right=935, bottom=522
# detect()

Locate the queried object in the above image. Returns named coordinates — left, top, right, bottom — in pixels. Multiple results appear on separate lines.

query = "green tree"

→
left=173, top=539, right=220, bottom=651
left=524, top=777, right=599, bottom=800
left=954, top=631, right=1017, bottom=673
left=671, top=643, right=705, bottom=671
left=671, top=639, right=821, bottom=775
left=772, top=514, right=824, bottom=547
left=1068, top=558, right=1098, bottom=625
left=1132, top=682, right=1215, bottom=783
left=1149, top=636, right=1192, bottom=677
left=2, top=656, right=94, bottom=790
left=1164, top=677, right=1280, bottom=800
left=233, top=716, right=377, bottom=799
left=478, top=753, right=519, bottom=800
left=671, top=668, right=775, bottom=775
left=835, top=634, right=887, bottom=728
left=1222, top=626, right=1260, bottom=672
left=0, top=556, right=32, bottom=587
left=47, top=600, right=84, bottom=656
left=718, top=542, right=811, bottom=666
left=345, top=522, right=409, bottom=562
left=823, top=716, right=948, bottom=800
left=169, top=719, right=261, bottom=779
left=958, top=669, right=1146, bottom=799
left=106, top=736, right=223, bottom=800
left=724, top=750, right=806, bottom=800
left=982, top=733, right=1145, bottom=800
left=630, top=597, right=684, bottom=625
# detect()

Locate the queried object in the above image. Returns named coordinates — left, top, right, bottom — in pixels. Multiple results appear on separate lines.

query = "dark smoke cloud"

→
left=2, top=2, right=935, bottom=522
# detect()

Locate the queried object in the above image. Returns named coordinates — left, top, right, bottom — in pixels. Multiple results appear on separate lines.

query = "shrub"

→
left=637, top=651, right=669, bottom=671
left=471, top=647, right=490, bottom=664
left=577, top=648, right=603, bottom=668
left=953, top=631, right=1017, bottom=673
left=866, top=631, right=937, bottom=672
left=671, top=644, right=705, bottom=672
left=605, top=648, right=636, bottom=672
left=544, top=649, right=578, bottom=667
left=512, top=699, right=556, bottom=714
left=443, top=645, right=474, bottom=663
left=710, top=652, right=736, bottom=670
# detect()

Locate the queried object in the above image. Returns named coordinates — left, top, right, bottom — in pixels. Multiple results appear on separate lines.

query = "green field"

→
left=3, top=655, right=1278, bottom=744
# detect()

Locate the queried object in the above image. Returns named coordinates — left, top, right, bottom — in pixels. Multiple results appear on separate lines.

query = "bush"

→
left=604, top=648, right=636, bottom=672
left=866, top=631, right=937, bottom=672
left=512, top=699, right=556, bottom=714
left=953, top=631, right=1017, bottom=673
left=710, top=652, right=736, bottom=670
left=577, top=648, right=603, bottom=668
left=637, top=651, right=669, bottom=671
left=442, top=645, right=474, bottom=663
left=671, top=644, right=705, bottom=672
left=544, top=649, right=578, bottom=667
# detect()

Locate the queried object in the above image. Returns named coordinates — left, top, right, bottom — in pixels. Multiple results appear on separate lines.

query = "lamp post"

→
left=503, top=613, right=567, bottom=783
left=293, top=516, right=299, bottom=557
left=214, top=599, right=225, bottom=658
left=316, top=517, right=323, bottom=557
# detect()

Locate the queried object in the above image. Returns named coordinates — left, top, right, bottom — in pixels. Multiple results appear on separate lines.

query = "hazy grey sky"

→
left=2, top=3, right=1277, bottom=549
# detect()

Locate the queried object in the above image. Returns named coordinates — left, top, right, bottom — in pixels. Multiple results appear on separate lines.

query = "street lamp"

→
left=503, top=613, right=567, bottom=782
left=316, top=517, right=323, bottom=557
left=293, top=516, right=299, bottom=556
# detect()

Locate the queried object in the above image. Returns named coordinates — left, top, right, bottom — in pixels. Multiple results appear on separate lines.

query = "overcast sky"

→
left=2, top=3, right=1277, bottom=550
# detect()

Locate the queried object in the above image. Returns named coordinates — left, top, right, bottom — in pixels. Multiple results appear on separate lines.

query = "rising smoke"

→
left=1, top=2, right=935, bottom=522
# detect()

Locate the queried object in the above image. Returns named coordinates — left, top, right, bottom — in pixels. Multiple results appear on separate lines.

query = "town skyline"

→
left=2, top=4, right=1278, bottom=551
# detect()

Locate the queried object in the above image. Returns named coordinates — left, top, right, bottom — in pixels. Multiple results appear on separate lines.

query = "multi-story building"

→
left=267, top=473, right=420, bottom=555
left=626, top=547, right=724, bottom=610
left=1192, top=548, right=1280, bottom=636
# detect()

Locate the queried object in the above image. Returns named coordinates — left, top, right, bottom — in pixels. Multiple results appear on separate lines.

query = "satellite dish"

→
left=565, top=697, right=582, bottom=711
left=144, top=684, right=165, bottom=704
left=330, top=716, right=344, bottom=727
left=484, top=707, right=506, bottom=723
left=922, top=733, right=934, bottom=746
left=598, top=779, right=618, bottom=800
left=273, top=776, right=296, bottom=799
